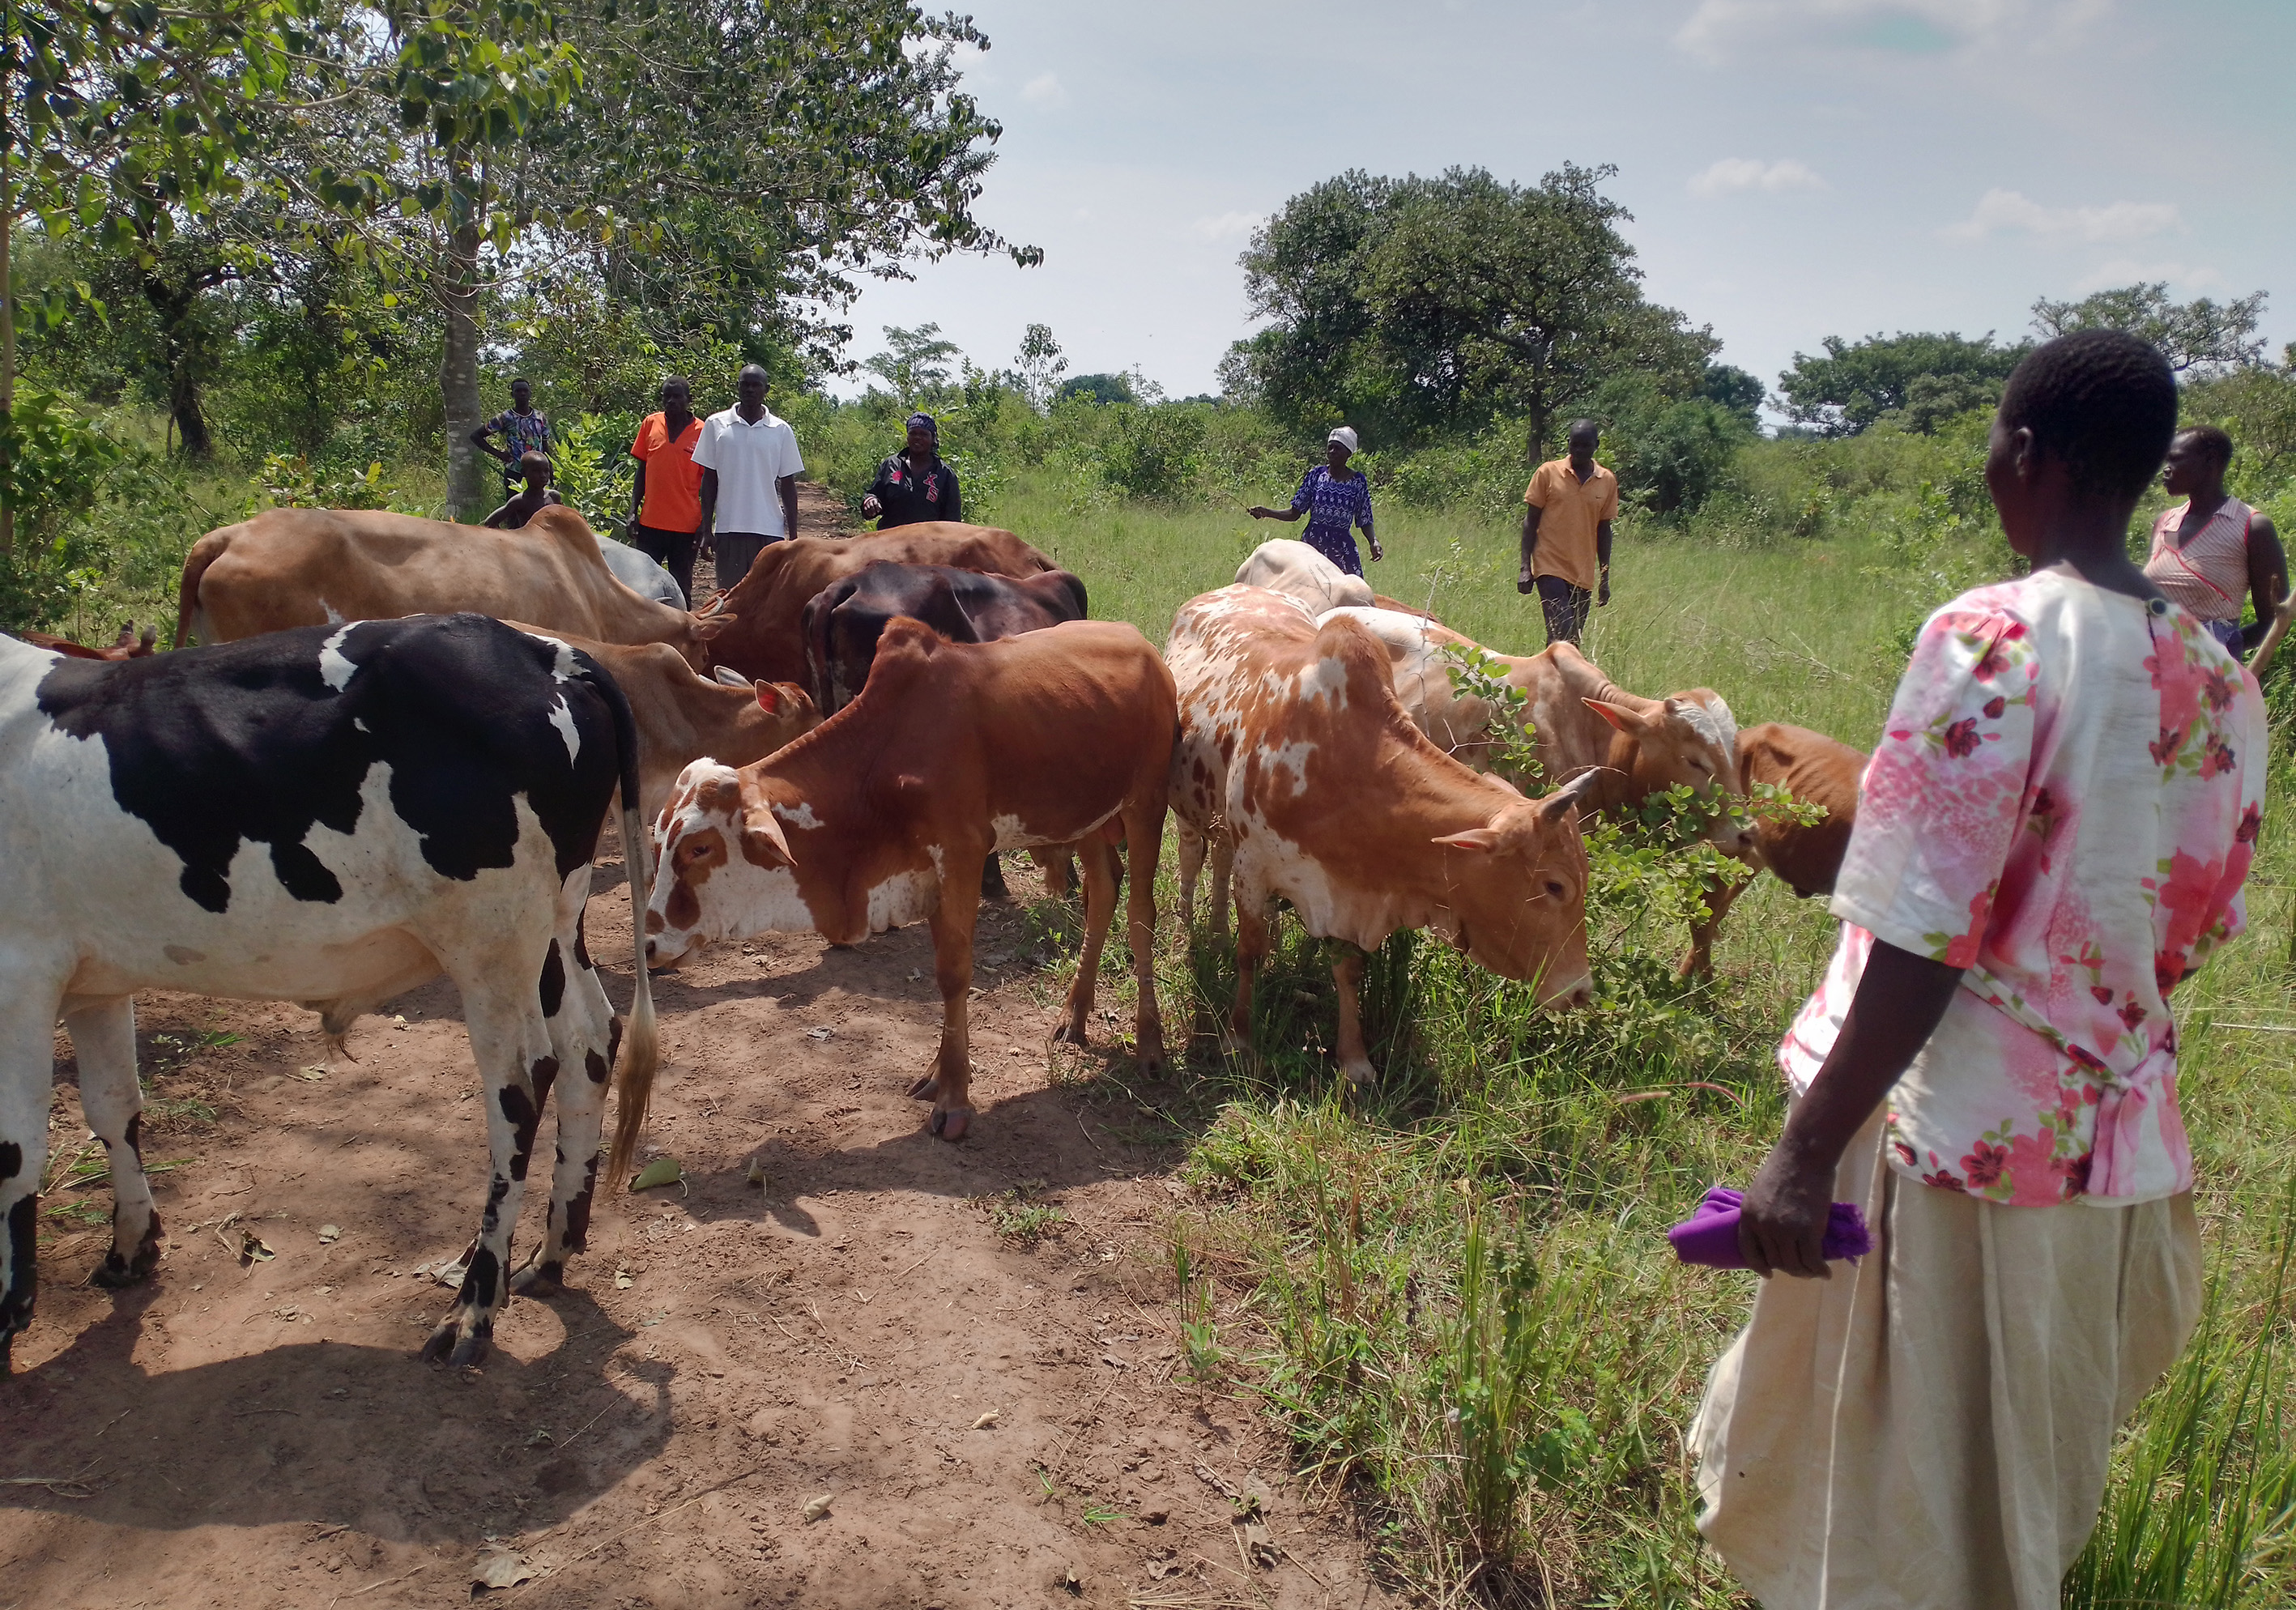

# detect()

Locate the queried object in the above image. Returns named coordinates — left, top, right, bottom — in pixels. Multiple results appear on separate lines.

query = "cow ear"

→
left=692, top=612, right=739, bottom=641
left=755, top=681, right=779, bottom=713
left=1584, top=698, right=1646, bottom=735
left=711, top=665, right=748, bottom=688
left=1431, top=827, right=1503, bottom=854
left=738, top=807, right=794, bottom=870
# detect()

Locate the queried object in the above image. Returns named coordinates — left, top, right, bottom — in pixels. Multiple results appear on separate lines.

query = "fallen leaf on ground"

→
left=526, top=1428, right=553, bottom=1448
left=971, top=1410, right=999, bottom=1430
left=804, top=1026, right=833, bottom=1041
left=1239, top=1515, right=1279, bottom=1570
left=801, top=1493, right=833, bottom=1523
left=238, top=1231, right=275, bottom=1264
left=317, top=1224, right=342, bottom=1244
left=288, top=1065, right=326, bottom=1081
left=471, top=1544, right=535, bottom=1591
left=627, top=1156, right=682, bottom=1193
left=613, top=1267, right=633, bottom=1290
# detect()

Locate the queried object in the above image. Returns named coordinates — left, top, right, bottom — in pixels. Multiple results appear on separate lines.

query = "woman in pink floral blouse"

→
left=1690, top=331, right=2265, bottom=1610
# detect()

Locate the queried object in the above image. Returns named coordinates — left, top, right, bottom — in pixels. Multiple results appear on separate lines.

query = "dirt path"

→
left=0, top=845, right=1391, bottom=1610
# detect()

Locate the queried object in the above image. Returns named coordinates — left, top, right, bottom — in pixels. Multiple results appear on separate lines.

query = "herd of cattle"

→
left=0, top=505, right=1866, bottom=1373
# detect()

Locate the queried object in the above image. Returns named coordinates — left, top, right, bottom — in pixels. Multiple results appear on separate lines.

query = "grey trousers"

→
left=712, top=531, right=780, bottom=590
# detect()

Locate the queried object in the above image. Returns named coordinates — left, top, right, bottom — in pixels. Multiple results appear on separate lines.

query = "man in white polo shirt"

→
left=692, top=363, right=804, bottom=590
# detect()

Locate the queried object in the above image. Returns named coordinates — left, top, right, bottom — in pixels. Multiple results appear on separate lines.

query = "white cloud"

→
left=1943, top=187, right=2181, bottom=243
left=2072, top=259, right=2225, bottom=295
left=1021, top=72, right=1069, bottom=109
left=1191, top=211, right=1265, bottom=242
left=1689, top=157, right=1827, bottom=197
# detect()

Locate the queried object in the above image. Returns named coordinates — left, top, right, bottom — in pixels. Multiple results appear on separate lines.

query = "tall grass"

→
left=1005, top=476, right=2296, bottom=1606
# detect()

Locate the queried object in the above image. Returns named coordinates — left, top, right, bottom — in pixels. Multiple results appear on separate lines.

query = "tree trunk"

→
left=438, top=156, right=488, bottom=520
left=143, top=276, right=215, bottom=459
left=2, top=108, right=15, bottom=558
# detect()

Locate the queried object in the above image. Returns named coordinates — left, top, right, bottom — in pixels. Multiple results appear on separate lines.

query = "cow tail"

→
left=591, top=658, right=662, bottom=1188
left=173, top=530, right=231, bottom=649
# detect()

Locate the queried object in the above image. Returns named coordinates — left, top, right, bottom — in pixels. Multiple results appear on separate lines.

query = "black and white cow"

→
left=0, top=613, right=658, bottom=1371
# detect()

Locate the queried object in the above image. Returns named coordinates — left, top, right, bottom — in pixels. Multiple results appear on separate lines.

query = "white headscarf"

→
left=1327, top=425, right=1361, bottom=454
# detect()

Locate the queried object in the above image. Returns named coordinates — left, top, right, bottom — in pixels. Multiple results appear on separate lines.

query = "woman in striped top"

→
left=2143, top=424, right=2285, bottom=655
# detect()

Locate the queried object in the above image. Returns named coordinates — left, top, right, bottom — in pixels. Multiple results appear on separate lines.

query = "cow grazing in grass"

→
left=701, top=524, right=1059, bottom=686
left=1681, top=722, right=1866, bottom=977
left=1323, top=607, right=1751, bottom=855
left=801, top=562, right=1088, bottom=717
left=1166, top=586, right=1597, bottom=1087
left=639, top=617, right=1174, bottom=1146
left=173, top=505, right=734, bottom=669
left=16, top=624, right=158, bottom=662
left=506, top=628, right=817, bottom=826
left=0, top=614, right=658, bottom=1372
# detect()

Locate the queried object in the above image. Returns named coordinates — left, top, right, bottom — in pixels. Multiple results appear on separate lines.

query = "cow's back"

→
left=186, top=507, right=642, bottom=645
left=710, top=525, right=1059, bottom=684
left=1235, top=539, right=1375, bottom=614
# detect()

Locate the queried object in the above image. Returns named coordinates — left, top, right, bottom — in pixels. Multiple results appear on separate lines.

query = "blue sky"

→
left=826, top=1, right=2292, bottom=411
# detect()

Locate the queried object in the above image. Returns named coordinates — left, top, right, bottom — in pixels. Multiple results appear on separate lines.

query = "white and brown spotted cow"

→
left=1234, top=538, right=1376, bottom=615
left=1320, top=607, right=1750, bottom=854
left=1166, top=586, right=1598, bottom=1087
left=637, top=617, right=1174, bottom=1147
left=0, top=614, right=658, bottom=1371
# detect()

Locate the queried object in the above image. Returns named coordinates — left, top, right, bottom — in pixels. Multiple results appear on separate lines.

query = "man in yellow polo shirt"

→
left=1517, top=418, right=1617, bottom=645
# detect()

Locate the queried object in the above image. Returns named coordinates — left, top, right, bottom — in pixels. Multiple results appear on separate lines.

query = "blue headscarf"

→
left=905, top=412, right=937, bottom=437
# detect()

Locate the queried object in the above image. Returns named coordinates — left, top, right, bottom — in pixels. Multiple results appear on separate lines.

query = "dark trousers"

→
left=712, top=532, right=779, bottom=591
left=1536, top=574, right=1591, bottom=645
left=630, top=523, right=701, bottom=606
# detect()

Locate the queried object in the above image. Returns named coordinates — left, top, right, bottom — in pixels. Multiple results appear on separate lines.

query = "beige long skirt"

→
left=1688, top=1110, right=2201, bottom=1610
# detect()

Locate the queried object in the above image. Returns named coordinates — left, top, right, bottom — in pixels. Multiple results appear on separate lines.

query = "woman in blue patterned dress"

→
left=1248, top=426, right=1382, bottom=576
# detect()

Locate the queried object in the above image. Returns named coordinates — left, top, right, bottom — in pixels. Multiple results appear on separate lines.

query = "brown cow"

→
left=501, top=627, right=818, bottom=825
left=1323, top=606, right=1751, bottom=855
left=700, top=523, right=1057, bottom=684
left=1167, top=586, right=1597, bottom=1087
left=636, top=617, right=1173, bottom=1146
left=1680, top=722, right=1866, bottom=977
left=173, top=506, right=734, bottom=667
left=801, top=562, right=1088, bottom=717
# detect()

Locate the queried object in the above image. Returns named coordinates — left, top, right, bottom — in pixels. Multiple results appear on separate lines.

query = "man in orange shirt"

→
left=628, top=376, right=707, bottom=603
left=1517, top=418, right=1618, bottom=645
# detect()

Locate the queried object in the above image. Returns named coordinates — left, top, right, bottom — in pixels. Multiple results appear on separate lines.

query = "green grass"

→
left=984, top=470, right=2296, bottom=1607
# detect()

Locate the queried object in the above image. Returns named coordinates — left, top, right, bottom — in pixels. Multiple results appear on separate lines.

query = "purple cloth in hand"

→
left=1668, top=1186, right=1873, bottom=1268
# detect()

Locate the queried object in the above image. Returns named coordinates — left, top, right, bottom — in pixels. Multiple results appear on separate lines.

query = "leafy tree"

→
left=1233, top=164, right=1714, bottom=449
left=2183, top=354, right=2296, bottom=490
left=2031, top=282, right=2268, bottom=375
left=1057, top=373, right=1139, bottom=407
left=1698, top=363, right=1766, bottom=423
left=864, top=323, right=963, bottom=402
left=1777, top=331, right=2028, bottom=437
left=1014, top=322, right=1066, bottom=411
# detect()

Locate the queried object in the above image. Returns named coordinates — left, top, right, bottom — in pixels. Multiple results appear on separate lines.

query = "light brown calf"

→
left=1323, top=607, right=1750, bottom=854
left=502, top=628, right=818, bottom=825
left=636, top=618, right=1174, bottom=1146
left=1167, top=586, right=1596, bottom=1087
left=1680, top=722, right=1867, bottom=977
left=701, top=523, right=1058, bottom=684
left=173, top=506, right=734, bottom=667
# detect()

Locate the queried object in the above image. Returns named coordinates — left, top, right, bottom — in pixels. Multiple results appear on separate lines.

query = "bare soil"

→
left=1, top=828, right=1394, bottom=1610
left=2, top=505, right=1388, bottom=1609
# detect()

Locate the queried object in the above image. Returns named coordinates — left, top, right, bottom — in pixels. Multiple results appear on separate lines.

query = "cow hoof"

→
left=906, top=1074, right=939, bottom=1102
left=930, top=1106, right=973, bottom=1143
left=1135, top=1040, right=1169, bottom=1077
left=1051, top=1019, right=1088, bottom=1047
left=509, top=1261, right=564, bottom=1300
left=419, top=1322, right=460, bottom=1364
left=1342, top=1062, right=1378, bottom=1091
left=88, top=1253, right=151, bottom=1290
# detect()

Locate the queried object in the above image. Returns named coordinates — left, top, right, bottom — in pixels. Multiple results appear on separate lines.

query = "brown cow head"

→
left=643, top=760, right=811, bottom=968
left=1583, top=690, right=1752, bottom=854
left=1431, top=773, right=1598, bottom=1008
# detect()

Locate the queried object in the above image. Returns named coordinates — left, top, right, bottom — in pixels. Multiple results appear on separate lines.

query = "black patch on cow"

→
left=462, top=1247, right=501, bottom=1310
left=3, top=1195, right=36, bottom=1331
left=121, top=1114, right=143, bottom=1159
left=562, top=1153, right=602, bottom=1254
left=539, top=939, right=566, bottom=1018
left=0, top=1142, right=20, bottom=1182
left=585, top=1048, right=610, bottom=1085
left=35, top=615, right=627, bottom=912
left=572, top=912, right=593, bottom=971
left=481, top=1173, right=511, bottom=1230
left=607, top=1015, right=624, bottom=1071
